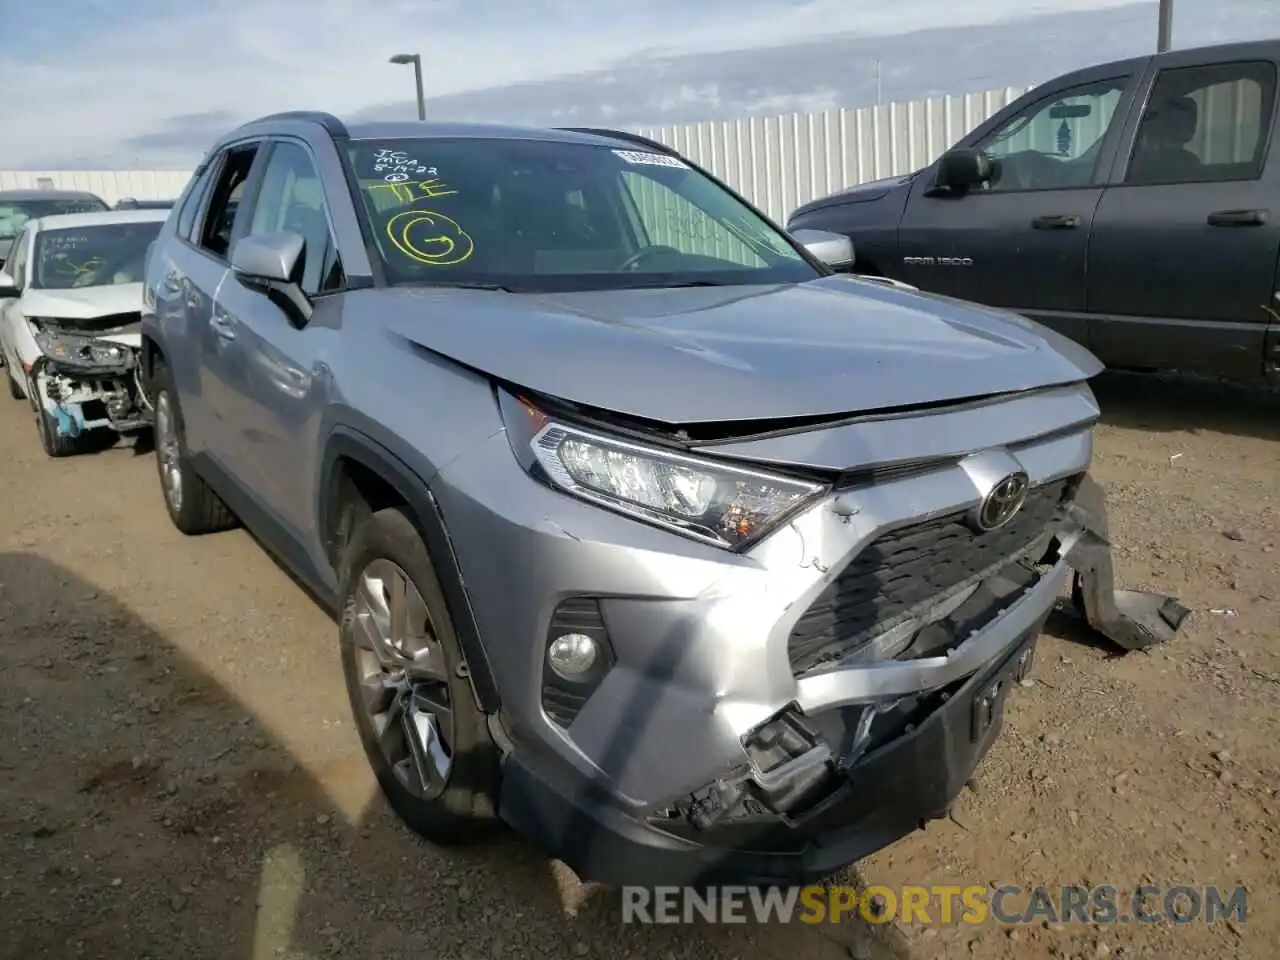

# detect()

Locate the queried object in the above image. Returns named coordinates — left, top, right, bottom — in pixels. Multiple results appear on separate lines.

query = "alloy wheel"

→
left=154, top=392, right=184, bottom=513
left=351, top=557, right=454, bottom=799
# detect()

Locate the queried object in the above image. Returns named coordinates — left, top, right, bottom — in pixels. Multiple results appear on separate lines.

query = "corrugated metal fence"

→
left=634, top=86, right=1032, bottom=223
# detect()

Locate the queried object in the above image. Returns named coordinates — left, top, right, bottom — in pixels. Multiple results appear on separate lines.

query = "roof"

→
left=226, top=112, right=659, bottom=153
left=29, top=208, right=170, bottom=232
left=342, top=120, right=636, bottom=148
left=0, top=188, right=106, bottom=202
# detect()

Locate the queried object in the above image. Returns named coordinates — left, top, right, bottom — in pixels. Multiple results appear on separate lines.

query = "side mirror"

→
left=791, top=229, right=855, bottom=271
left=230, top=232, right=312, bottom=325
left=0, top=270, right=19, bottom=299
left=232, top=231, right=304, bottom=284
left=934, top=148, right=993, bottom=191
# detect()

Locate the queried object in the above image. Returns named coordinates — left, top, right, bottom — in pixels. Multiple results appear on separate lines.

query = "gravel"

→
left=1, top=370, right=1277, bottom=959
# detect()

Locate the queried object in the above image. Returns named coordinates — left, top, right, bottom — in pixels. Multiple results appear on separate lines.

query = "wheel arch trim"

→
left=318, top=425, right=501, bottom=713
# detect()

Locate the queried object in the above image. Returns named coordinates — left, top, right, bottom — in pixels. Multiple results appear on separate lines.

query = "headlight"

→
left=33, top=328, right=132, bottom=369
left=498, top=389, right=827, bottom=550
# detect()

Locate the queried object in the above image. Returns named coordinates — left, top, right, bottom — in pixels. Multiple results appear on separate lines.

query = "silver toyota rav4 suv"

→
left=140, top=112, right=1186, bottom=886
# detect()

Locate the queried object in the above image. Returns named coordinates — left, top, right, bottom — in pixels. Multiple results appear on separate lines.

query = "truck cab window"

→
left=1126, top=61, right=1277, bottom=186
left=974, top=78, right=1127, bottom=192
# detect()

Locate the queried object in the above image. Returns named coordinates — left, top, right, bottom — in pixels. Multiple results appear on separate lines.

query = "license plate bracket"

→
left=970, top=638, right=1036, bottom=744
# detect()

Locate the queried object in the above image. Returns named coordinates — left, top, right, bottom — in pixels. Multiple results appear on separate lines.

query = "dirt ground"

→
left=1, top=371, right=1276, bottom=960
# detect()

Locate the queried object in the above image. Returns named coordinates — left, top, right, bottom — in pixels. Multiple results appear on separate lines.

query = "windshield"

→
left=0, top=197, right=109, bottom=241
left=344, top=137, right=817, bottom=291
left=32, top=221, right=164, bottom=290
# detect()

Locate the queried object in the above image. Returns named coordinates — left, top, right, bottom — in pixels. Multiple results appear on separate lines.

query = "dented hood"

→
left=379, top=275, right=1103, bottom=424
left=22, top=282, right=143, bottom=323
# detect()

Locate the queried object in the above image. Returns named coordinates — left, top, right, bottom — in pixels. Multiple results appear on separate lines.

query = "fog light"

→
left=547, top=632, right=598, bottom=679
left=541, top=597, right=615, bottom=727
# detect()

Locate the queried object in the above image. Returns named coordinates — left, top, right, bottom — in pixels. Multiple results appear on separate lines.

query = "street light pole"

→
left=389, top=53, right=426, bottom=120
left=1157, top=0, right=1173, bottom=52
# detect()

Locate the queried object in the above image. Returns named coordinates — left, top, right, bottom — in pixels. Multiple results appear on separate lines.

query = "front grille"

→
left=786, top=477, right=1075, bottom=675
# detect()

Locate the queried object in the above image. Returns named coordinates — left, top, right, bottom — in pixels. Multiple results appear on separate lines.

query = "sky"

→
left=3, top=0, right=1277, bottom=169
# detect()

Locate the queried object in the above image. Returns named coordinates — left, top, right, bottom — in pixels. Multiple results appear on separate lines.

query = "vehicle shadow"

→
left=0, top=551, right=913, bottom=960
left=1090, top=370, right=1280, bottom=442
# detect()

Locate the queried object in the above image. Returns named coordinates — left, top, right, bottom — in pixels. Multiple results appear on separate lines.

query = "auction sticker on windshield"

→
left=612, top=149, right=688, bottom=168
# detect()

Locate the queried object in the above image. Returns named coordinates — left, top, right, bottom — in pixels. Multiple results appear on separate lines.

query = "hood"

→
left=378, top=276, right=1102, bottom=425
left=21, top=282, right=144, bottom=326
left=788, top=173, right=915, bottom=220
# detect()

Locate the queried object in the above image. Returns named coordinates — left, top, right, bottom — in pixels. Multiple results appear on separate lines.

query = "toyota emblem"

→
left=971, top=471, right=1030, bottom=532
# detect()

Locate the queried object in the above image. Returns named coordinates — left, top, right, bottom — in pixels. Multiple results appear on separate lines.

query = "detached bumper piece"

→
left=1062, top=475, right=1190, bottom=651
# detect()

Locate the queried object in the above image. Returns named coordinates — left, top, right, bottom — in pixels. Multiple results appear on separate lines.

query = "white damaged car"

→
left=0, top=208, right=167, bottom=456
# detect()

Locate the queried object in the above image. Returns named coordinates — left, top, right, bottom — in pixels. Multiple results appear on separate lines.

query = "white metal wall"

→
left=0, top=170, right=192, bottom=206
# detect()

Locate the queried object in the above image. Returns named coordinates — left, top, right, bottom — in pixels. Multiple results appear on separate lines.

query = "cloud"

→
left=2, top=0, right=1275, bottom=168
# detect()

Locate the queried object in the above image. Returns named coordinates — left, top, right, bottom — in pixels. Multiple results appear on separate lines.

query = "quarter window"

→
left=1126, top=61, right=1277, bottom=185
left=973, top=78, right=1129, bottom=192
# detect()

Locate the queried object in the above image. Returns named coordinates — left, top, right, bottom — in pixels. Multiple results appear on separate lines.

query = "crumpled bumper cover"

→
left=1062, top=474, right=1190, bottom=650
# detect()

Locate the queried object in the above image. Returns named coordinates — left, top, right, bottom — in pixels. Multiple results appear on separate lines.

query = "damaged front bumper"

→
left=499, top=479, right=1188, bottom=887
left=431, top=398, right=1189, bottom=888
left=489, top=472, right=1187, bottom=888
left=31, top=339, right=152, bottom=438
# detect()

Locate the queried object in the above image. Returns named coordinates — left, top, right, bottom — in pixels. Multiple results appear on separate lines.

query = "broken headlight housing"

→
left=34, top=328, right=133, bottom=370
left=498, top=388, right=826, bottom=550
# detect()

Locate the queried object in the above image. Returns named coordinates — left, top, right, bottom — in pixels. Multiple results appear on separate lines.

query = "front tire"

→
left=339, top=506, right=500, bottom=843
left=6, top=363, right=24, bottom=400
left=35, top=403, right=80, bottom=458
left=151, top=360, right=237, bottom=535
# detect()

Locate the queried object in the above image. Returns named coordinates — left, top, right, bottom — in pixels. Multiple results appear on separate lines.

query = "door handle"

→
left=1208, top=209, right=1268, bottom=227
left=1032, top=214, right=1081, bottom=230
left=210, top=315, right=237, bottom=341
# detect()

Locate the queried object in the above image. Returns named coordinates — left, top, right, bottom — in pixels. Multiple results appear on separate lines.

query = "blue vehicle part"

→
left=52, top=403, right=85, bottom=438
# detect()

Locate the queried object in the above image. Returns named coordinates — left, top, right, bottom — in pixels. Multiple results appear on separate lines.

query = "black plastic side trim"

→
left=318, top=427, right=500, bottom=712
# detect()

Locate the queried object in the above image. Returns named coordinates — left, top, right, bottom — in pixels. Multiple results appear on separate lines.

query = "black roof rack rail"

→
left=556, top=127, right=678, bottom=155
left=249, top=111, right=349, bottom=138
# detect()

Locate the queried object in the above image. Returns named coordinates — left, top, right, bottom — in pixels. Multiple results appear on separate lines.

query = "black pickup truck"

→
left=786, top=39, right=1280, bottom=384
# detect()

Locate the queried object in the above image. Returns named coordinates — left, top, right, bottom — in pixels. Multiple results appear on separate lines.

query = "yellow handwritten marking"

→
left=385, top=209, right=474, bottom=266
left=54, top=256, right=104, bottom=278
left=368, top=179, right=459, bottom=206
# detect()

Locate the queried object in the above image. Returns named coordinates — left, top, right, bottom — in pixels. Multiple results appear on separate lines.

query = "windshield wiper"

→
left=615, top=279, right=732, bottom=289
left=401, top=280, right=518, bottom=292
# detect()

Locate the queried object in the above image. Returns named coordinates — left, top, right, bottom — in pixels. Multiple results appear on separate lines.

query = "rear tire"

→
left=151, top=360, right=237, bottom=535
left=339, top=505, right=500, bottom=844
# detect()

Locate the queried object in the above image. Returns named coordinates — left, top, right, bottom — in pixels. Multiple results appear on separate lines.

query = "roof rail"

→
left=249, top=111, right=349, bottom=138
left=556, top=127, right=678, bottom=155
